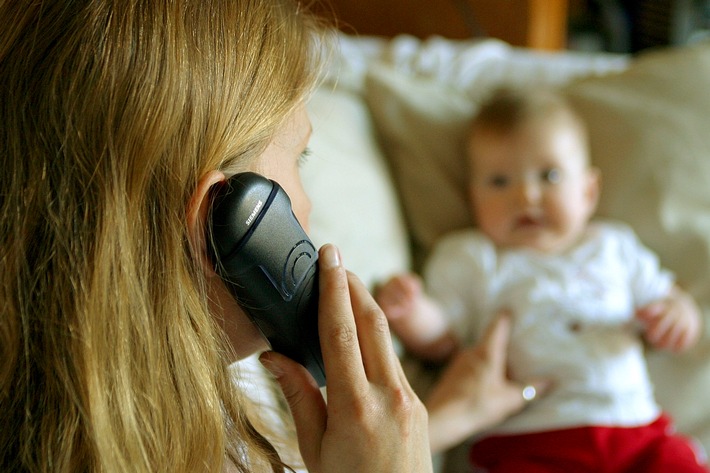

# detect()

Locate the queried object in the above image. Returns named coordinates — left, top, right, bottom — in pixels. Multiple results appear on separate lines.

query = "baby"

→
left=376, top=87, right=707, bottom=472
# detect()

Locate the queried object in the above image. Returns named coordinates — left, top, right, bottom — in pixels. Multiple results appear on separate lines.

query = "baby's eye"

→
left=541, top=168, right=561, bottom=184
left=488, top=174, right=509, bottom=188
left=298, top=147, right=312, bottom=168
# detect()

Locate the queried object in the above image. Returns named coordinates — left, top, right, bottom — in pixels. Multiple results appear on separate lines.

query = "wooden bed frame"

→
left=310, top=0, right=570, bottom=51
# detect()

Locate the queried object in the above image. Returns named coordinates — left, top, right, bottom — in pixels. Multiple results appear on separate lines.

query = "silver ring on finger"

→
left=522, top=385, right=537, bottom=403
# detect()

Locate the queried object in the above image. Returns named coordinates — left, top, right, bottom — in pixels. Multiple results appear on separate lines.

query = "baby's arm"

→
left=375, top=273, right=458, bottom=362
left=636, top=285, right=703, bottom=353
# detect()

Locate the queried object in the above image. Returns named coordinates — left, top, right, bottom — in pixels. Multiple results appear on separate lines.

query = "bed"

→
left=297, top=24, right=710, bottom=472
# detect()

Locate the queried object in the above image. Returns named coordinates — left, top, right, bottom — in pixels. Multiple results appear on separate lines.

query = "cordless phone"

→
left=207, top=172, right=325, bottom=386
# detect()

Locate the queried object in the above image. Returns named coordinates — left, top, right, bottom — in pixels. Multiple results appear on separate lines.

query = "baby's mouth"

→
left=515, top=214, right=543, bottom=228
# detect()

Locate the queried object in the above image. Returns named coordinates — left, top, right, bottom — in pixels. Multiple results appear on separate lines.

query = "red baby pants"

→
left=469, top=414, right=708, bottom=473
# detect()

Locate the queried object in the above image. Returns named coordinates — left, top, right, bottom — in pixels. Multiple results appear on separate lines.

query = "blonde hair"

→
left=0, top=0, right=325, bottom=471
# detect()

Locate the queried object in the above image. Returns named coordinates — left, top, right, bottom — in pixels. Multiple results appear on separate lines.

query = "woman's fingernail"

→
left=320, top=244, right=341, bottom=269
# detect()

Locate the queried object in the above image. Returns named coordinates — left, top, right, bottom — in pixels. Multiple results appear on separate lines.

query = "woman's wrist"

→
left=426, top=400, right=484, bottom=454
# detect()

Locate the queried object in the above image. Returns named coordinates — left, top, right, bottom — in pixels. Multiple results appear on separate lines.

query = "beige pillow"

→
left=365, top=42, right=710, bottom=449
left=364, top=64, right=476, bottom=269
left=565, top=44, right=710, bottom=291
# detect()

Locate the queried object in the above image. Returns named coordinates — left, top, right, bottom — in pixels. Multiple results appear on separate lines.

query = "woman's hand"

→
left=425, top=312, right=549, bottom=454
left=260, top=244, right=432, bottom=473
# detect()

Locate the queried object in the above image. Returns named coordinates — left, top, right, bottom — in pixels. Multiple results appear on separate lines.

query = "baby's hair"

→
left=470, top=86, right=586, bottom=138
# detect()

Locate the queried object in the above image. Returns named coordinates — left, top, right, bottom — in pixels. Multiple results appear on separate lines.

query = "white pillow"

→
left=302, top=85, right=411, bottom=290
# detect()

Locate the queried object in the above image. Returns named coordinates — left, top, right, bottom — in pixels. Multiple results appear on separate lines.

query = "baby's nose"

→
left=515, top=181, right=542, bottom=205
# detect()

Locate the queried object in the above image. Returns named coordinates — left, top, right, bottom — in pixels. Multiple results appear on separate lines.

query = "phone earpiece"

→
left=207, top=172, right=325, bottom=386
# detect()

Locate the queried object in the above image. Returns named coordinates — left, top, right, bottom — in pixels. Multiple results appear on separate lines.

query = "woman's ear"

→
left=187, top=170, right=226, bottom=274
left=187, top=171, right=271, bottom=359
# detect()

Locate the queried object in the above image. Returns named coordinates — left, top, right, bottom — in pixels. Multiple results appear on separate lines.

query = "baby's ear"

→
left=187, top=170, right=226, bottom=275
left=586, top=166, right=602, bottom=213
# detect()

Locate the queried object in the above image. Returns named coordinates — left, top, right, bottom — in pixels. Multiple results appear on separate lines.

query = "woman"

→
left=0, top=1, right=535, bottom=471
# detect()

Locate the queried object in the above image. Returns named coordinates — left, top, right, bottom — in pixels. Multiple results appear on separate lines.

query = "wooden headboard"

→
left=311, top=0, right=570, bottom=51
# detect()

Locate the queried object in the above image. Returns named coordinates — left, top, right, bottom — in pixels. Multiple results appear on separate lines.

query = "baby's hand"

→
left=636, top=286, right=702, bottom=353
left=375, top=273, right=455, bottom=361
left=375, top=273, right=423, bottom=321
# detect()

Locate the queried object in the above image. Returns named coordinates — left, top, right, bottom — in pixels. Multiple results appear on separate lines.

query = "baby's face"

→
left=468, top=116, right=599, bottom=254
